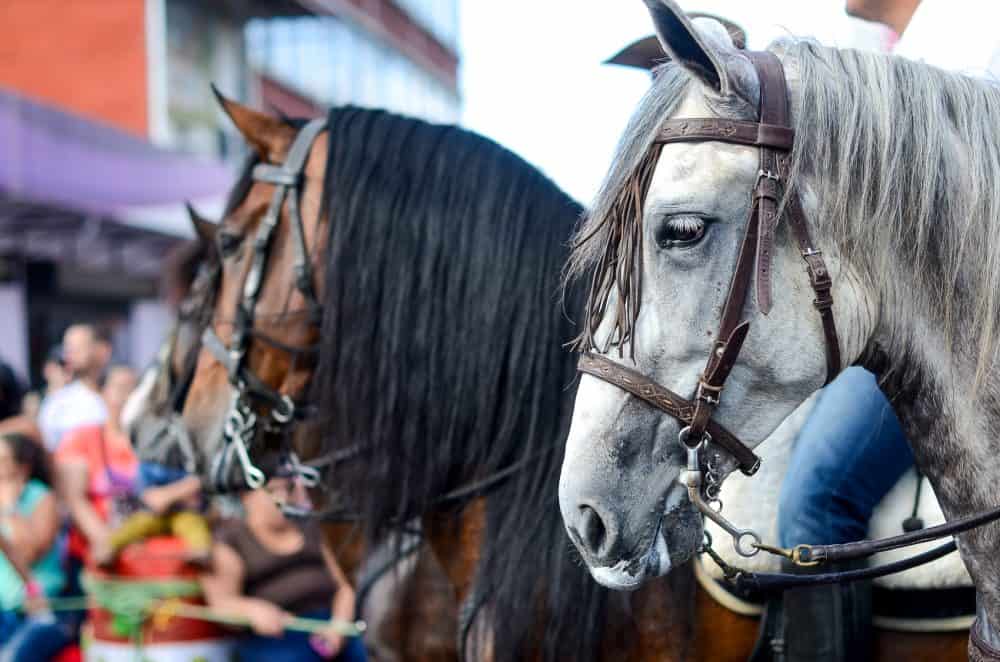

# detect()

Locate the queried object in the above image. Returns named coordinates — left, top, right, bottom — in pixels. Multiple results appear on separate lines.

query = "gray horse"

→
left=558, top=0, right=1000, bottom=654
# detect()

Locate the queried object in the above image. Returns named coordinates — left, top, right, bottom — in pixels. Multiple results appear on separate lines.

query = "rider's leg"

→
left=768, top=367, right=914, bottom=662
left=778, top=366, right=914, bottom=549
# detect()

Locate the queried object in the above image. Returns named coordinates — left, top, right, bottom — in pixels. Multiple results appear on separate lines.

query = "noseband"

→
left=579, top=51, right=840, bottom=477
left=201, top=117, right=328, bottom=491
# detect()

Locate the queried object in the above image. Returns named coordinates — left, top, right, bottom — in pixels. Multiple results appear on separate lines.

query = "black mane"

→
left=312, top=106, right=632, bottom=660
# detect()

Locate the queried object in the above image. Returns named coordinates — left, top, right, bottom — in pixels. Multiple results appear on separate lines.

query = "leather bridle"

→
left=199, top=117, right=328, bottom=492
left=579, top=51, right=840, bottom=478
left=575, top=51, right=1000, bottom=588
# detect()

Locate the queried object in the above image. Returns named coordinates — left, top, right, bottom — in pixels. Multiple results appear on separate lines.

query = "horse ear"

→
left=212, top=85, right=295, bottom=163
left=185, top=202, right=217, bottom=245
left=642, top=0, right=731, bottom=95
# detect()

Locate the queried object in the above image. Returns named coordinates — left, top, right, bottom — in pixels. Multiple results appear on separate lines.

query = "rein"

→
left=579, top=50, right=1000, bottom=589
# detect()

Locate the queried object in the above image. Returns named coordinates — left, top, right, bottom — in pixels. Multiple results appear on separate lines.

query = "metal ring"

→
left=735, top=530, right=762, bottom=558
left=271, top=394, right=296, bottom=424
left=678, top=426, right=706, bottom=450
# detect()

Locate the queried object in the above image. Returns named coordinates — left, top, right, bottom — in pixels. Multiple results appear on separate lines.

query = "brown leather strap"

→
left=780, top=165, right=842, bottom=384
left=577, top=50, right=841, bottom=477
left=746, top=51, right=790, bottom=315
left=579, top=353, right=761, bottom=475
left=655, top=119, right=794, bottom=151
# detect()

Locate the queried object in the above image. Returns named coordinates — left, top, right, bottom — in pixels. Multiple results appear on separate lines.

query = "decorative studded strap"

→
left=579, top=353, right=761, bottom=475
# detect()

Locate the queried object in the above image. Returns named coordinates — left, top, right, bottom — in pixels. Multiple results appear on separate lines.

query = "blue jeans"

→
left=0, top=612, right=72, bottom=662
left=138, top=461, right=189, bottom=490
left=778, top=367, right=914, bottom=548
left=234, top=610, right=367, bottom=662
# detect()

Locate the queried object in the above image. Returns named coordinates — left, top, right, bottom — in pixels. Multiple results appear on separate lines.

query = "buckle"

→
left=755, top=169, right=780, bottom=185
left=813, top=295, right=834, bottom=312
left=696, top=380, right=723, bottom=405
left=791, top=544, right=822, bottom=567
left=804, top=260, right=831, bottom=290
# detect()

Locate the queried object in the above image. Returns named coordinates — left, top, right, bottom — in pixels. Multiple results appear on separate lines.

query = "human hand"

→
left=310, top=629, right=345, bottom=659
left=89, top=532, right=115, bottom=568
left=245, top=601, right=291, bottom=638
left=22, top=580, right=50, bottom=617
left=140, top=487, right=173, bottom=515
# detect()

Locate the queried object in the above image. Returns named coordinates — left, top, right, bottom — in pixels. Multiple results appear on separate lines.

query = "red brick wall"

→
left=0, top=0, right=148, bottom=135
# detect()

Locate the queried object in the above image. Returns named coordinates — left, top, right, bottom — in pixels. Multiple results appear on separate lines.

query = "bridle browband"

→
left=201, top=117, right=329, bottom=492
left=579, top=51, right=840, bottom=478
left=574, top=51, right=1000, bottom=588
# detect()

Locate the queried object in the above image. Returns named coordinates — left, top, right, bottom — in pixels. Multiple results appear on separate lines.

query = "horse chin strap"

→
left=202, top=117, right=329, bottom=493
left=580, top=50, right=1000, bottom=587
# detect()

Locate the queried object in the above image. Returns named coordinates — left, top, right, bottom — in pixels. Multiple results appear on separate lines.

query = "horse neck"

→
left=863, top=307, right=1000, bottom=624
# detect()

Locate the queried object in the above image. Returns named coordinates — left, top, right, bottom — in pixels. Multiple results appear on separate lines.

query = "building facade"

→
left=0, top=0, right=461, bottom=385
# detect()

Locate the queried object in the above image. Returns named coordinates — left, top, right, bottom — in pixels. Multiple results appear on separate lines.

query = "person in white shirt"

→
left=37, top=324, right=110, bottom=451
left=849, top=0, right=1000, bottom=77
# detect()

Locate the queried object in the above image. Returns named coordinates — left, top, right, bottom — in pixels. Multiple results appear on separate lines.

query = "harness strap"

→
left=721, top=540, right=959, bottom=593
left=657, top=118, right=794, bottom=150
left=579, top=352, right=761, bottom=474
left=791, top=502, right=1000, bottom=565
left=780, top=165, right=841, bottom=384
left=201, top=327, right=308, bottom=421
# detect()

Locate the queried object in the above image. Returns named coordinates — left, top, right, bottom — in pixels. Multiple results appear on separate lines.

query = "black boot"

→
left=750, top=560, right=872, bottom=662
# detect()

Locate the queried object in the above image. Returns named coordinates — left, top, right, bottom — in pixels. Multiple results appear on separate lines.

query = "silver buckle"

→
left=756, top=169, right=780, bottom=186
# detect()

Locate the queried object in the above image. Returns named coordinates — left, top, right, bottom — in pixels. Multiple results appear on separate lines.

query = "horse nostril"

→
left=579, top=504, right=608, bottom=556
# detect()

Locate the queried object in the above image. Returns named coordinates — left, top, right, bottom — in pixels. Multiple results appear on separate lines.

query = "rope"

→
left=8, top=573, right=368, bottom=642
left=82, top=573, right=202, bottom=639
left=150, top=600, right=366, bottom=637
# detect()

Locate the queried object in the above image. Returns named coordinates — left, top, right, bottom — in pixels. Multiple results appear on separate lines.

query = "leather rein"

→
left=578, top=50, right=1000, bottom=589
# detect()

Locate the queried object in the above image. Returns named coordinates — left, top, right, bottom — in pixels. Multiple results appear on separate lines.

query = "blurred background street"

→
left=0, top=0, right=901, bottom=391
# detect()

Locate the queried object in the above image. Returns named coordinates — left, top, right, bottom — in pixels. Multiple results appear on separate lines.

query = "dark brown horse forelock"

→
left=572, top=142, right=664, bottom=358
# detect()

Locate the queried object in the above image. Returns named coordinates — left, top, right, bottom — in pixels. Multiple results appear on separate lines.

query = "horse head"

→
left=558, top=0, right=863, bottom=590
left=122, top=207, right=219, bottom=473
left=173, top=96, right=329, bottom=491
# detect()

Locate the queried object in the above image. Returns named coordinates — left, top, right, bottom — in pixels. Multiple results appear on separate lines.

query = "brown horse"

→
left=122, top=219, right=457, bottom=662
left=162, top=97, right=966, bottom=661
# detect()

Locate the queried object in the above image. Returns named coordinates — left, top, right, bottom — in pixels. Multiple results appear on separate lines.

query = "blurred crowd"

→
left=0, top=322, right=362, bottom=661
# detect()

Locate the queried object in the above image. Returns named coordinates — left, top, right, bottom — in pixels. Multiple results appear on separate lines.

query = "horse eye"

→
left=657, top=215, right=707, bottom=248
left=217, top=231, right=243, bottom=258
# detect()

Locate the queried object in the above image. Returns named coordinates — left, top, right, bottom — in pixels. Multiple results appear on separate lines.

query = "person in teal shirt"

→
left=0, top=432, right=69, bottom=662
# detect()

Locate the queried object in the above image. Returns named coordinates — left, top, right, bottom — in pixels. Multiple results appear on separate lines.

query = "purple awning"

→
left=0, top=87, right=234, bottom=223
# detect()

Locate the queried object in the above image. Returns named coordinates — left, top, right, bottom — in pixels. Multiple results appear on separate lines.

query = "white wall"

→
left=129, top=300, right=173, bottom=371
left=0, top=284, right=29, bottom=382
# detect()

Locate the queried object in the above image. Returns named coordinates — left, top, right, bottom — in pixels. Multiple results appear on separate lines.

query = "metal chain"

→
left=705, top=448, right=724, bottom=512
left=222, top=395, right=266, bottom=489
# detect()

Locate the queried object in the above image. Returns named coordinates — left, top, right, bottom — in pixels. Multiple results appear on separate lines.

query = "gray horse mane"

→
left=568, top=38, right=1000, bottom=383
left=785, top=40, right=1000, bottom=384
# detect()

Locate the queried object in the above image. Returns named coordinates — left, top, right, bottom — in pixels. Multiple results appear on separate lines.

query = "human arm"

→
left=0, top=529, right=33, bottom=587
left=56, top=460, right=110, bottom=552
left=317, top=538, right=357, bottom=655
left=0, top=525, right=47, bottom=613
left=5, top=490, right=59, bottom=565
left=199, top=541, right=292, bottom=637
left=141, top=475, right=202, bottom=515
